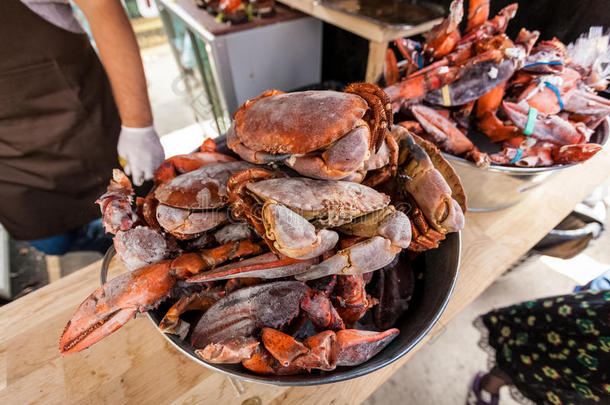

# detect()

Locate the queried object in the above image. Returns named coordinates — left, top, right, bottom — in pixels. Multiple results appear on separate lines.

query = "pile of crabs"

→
left=383, top=0, right=609, bottom=168
left=60, top=83, right=465, bottom=376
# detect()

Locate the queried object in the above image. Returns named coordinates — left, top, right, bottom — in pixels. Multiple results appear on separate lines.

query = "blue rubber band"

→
left=543, top=81, right=564, bottom=110
left=523, top=107, right=538, bottom=136
left=417, top=52, right=423, bottom=69
left=522, top=61, right=564, bottom=69
left=509, top=148, right=523, bottom=164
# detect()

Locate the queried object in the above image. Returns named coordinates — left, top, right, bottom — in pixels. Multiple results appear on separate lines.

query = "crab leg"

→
left=185, top=252, right=319, bottom=282
left=296, top=208, right=411, bottom=280
left=159, top=288, right=225, bottom=338
left=170, top=240, right=265, bottom=279
left=60, top=261, right=174, bottom=354
left=300, top=290, right=345, bottom=331
left=476, top=82, right=520, bottom=142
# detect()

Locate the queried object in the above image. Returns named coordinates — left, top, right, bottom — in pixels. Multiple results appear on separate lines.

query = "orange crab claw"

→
left=59, top=261, right=174, bottom=354
left=464, top=0, right=489, bottom=33
left=553, top=143, right=603, bottom=164
left=153, top=139, right=237, bottom=183
left=335, top=328, right=399, bottom=366
left=423, top=0, right=463, bottom=59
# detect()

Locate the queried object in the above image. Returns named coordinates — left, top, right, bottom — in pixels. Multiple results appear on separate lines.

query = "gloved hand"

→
left=117, top=125, right=165, bottom=186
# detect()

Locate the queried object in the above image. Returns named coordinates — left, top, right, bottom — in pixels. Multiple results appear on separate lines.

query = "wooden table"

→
left=275, top=0, right=443, bottom=82
left=1, top=150, right=609, bottom=404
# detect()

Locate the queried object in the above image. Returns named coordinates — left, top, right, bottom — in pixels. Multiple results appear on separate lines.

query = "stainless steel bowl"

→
left=101, top=231, right=461, bottom=386
left=443, top=118, right=609, bottom=212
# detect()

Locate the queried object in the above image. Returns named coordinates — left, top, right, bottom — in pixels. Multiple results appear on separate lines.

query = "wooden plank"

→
left=276, top=0, right=438, bottom=43
left=365, top=40, right=388, bottom=83
left=1, top=149, right=608, bottom=404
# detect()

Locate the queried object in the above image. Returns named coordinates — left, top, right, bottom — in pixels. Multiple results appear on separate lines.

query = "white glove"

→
left=117, top=125, right=165, bottom=186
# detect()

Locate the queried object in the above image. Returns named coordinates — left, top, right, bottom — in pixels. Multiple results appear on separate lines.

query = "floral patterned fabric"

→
left=480, top=290, right=610, bottom=405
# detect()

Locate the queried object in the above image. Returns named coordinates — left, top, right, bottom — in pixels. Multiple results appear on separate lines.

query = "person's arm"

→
left=73, top=0, right=152, bottom=127
left=73, top=0, right=164, bottom=185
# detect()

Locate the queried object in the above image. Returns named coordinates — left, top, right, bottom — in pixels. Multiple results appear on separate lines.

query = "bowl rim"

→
left=101, top=232, right=462, bottom=386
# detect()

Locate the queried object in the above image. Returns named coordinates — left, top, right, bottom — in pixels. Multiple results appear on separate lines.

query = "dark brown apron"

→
left=0, top=0, right=120, bottom=240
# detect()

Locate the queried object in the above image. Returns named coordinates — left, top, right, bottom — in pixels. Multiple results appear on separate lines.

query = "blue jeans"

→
left=28, top=219, right=113, bottom=255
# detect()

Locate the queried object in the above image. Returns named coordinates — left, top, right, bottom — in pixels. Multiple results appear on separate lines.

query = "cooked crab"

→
left=227, top=83, right=397, bottom=184
left=227, top=167, right=412, bottom=279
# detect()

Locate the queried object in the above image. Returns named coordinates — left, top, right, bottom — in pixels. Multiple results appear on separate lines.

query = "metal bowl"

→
left=101, top=231, right=460, bottom=386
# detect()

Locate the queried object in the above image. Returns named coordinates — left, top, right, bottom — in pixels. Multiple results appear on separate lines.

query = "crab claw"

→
left=395, top=128, right=465, bottom=234
left=297, top=209, right=411, bottom=280
left=502, top=101, right=588, bottom=145
left=190, top=281, right=309, bottom=348
left=59, top=261, right=174, bottom=354
left=260, top=328, right=399, bottom=371
left=335, top=329, right=399, bottom=366
left=96, top=169, right=135, bottom=234
left=423, top=0, right=463, bottom=59
left=553, top=143, right=603, bottom=164
left=410, top=105, right=475, bottom=155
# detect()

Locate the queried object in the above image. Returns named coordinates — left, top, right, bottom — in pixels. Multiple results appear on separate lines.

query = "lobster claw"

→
left=59, top=261, right=175, bottom=354
left=502, top=101, right=589, bottom=145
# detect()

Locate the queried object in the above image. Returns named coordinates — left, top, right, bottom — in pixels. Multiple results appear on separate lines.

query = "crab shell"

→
left=245, top=177, right=391, bottom=228
left=155, top=161, right=255, bottom=210
left=151, top=161, right=254, bottom=239
left=231, top=91, right=369, bottom=155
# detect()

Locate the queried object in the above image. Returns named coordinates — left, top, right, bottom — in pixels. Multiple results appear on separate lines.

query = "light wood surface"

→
left=1, top=150, right=609, bottom=404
